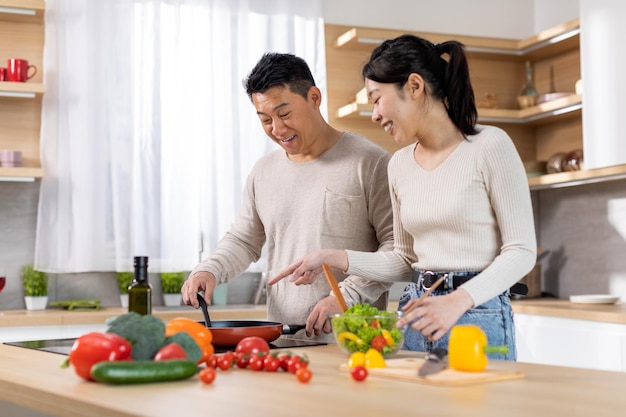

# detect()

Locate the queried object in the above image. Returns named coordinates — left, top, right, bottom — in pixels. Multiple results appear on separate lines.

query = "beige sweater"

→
left=190, top=132, right=394, bottom=326
left=347, top=125, right=537, bottom=307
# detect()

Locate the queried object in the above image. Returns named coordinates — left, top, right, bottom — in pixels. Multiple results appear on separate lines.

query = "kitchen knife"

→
left=418, top=347, right=448, bottom=377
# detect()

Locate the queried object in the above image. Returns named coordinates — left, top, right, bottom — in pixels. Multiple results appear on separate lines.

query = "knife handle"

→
left=428, top=347, right=448, bottom=360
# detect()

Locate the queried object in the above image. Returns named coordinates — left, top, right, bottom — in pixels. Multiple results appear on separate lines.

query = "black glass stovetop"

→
left=4, top=336, right=326, bottom=356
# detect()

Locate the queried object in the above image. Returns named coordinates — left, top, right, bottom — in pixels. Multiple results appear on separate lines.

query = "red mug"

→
left=0, top=68, right=7, bottom=81
left=7, top=59, right=37, bottom=82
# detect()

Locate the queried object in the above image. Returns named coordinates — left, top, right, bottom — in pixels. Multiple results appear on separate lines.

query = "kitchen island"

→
left=1, top=342, right=625, bottom=417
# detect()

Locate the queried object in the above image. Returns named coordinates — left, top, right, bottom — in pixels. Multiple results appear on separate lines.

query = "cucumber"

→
left=90, top=360, right=198, bottom=384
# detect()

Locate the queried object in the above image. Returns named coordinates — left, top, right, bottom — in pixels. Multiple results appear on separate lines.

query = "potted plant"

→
left=22, top=265, right=48, bottom=310
left=116, top=272, right=134, bottom=308
left=160, top=272, right=186, bottom=307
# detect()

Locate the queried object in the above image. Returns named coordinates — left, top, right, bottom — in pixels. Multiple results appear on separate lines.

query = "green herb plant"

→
left=116, top=272, right=134, bottom=295
left=160, top=272, right=186, bottom=294
left=22, top=265, right=48, bottom=297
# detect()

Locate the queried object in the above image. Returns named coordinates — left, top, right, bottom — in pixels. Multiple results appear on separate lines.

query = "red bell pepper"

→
left=64, top=332, right=132, bottom=381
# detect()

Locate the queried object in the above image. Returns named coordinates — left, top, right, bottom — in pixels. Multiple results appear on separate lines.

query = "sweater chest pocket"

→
left=321, top=190, right=362, bottom=239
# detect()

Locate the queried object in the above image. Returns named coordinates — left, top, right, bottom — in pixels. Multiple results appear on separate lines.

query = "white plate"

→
left=569, top=294, right=620, bottom=304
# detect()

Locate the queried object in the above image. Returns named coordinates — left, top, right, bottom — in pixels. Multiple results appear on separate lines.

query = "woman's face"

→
left=366, top=77, right=421, bottom=146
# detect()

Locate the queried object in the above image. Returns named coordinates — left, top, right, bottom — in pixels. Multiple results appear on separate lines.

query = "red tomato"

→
left=287, top=355, right=308, bottom=374
left=371, top=335, right=387, bottom=352
left=154, top=343, right=188, bottom=361
left=235, top=336, right=270, bottom=356
left=235, top=352, right=250, bottom=369
left=350, top=366, right=368, bottom=382
left=217, top=355, right=233, bottom=370
left=199, top=367, right=216, bottom=384
left=263, top=355, right=280, bottom=372
left=248, top=354, right=265, bottom=371
left=205, top=354, right=218, bottom=369
left=277, top=352, right=292, bottom=372
left=295, top=367, right=313, bottom=383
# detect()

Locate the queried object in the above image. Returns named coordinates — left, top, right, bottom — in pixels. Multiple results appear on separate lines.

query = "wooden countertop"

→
left=3, top=298, right=626, bottom=328
left=511, top=298, right=626, bottom=324
left=1, top=342, right=625, bottom=417
left=0, top=305, right=268, bottom=327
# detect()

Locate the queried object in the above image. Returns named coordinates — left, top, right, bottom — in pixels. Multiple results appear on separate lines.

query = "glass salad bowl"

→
left=330, top=306, right=404, bottom=357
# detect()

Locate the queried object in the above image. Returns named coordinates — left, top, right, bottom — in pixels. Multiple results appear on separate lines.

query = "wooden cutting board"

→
left=340, top=357, right=524, bottom=386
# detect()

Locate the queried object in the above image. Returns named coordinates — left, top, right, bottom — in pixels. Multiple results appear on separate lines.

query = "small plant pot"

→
left=25, top=296, right=48, bottom=310
left=119, top=294, right=129, bottom=308
left=163, top=293, right=182, bottom=307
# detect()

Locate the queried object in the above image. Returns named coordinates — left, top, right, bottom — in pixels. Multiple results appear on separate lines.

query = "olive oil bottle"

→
left=128, top=256, right=152, bottom=315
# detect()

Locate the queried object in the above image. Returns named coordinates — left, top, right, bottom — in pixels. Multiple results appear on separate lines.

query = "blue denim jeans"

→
left=398, top=282, right=517, bottom=361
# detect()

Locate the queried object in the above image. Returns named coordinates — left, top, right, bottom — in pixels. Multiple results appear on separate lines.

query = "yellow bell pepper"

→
left=364, top=348, right=386, bottom=368
left=337, top=331, right=364, bottom=345
left=348, top=351, right=366, bottom=368
left=448, top=325, right=508, bottom=372
left=381, top=329, right=395, bottom=347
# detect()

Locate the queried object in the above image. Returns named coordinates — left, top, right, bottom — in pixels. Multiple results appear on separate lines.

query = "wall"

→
left=4, top=1, right=622, bottom=311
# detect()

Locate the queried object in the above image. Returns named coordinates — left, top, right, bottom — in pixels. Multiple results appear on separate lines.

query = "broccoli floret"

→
left=163, top=332, right=202, bottom=363
left=106, top=312, right=166, bottom=360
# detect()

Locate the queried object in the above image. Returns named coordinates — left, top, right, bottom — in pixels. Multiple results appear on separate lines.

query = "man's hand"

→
left=305, top=295, right=344, bottom=337
left=181, top=271, right=217, bottom=308
left=268, top=249, right=348, bottom=286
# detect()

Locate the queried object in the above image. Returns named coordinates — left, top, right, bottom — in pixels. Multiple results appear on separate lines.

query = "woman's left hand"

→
left=397, top=289, right=474, bottom=341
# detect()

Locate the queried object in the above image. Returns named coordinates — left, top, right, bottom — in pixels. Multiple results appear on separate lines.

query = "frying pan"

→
left=196, top=294, right=305, bottom=347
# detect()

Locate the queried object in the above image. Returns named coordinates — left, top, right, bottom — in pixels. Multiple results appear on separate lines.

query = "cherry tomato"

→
left=287, top=355, right=308, bottom=374
left=277, top=352, right=292, bottom=372
left=235, top=336, right=270, bottom=356
left=263, top=355, right=280, bottom=372
left=295, top=367, right=312, bottom=383
left=217, top=354, right=233, bottom=370
left=235, top=352, right=250, bottom=369
left=199, top=367, right=216, bottom=384
left=371, top=335, right=387, bottom=352
left=248, top=354, right=265, bottom=371
left=350, top=365, right=368, bottom=382
left=205, top=354, right=218, bottom=369
left=222, top=351, right=236, bottom=364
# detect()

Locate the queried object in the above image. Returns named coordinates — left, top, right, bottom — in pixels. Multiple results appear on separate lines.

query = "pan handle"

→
left=282, top=324, right=305, bottom=335
left=196, top=293, right=212, bottom=327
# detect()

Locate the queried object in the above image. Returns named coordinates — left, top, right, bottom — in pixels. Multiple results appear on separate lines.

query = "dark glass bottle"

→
left=128, top=256, right=152, bottom=315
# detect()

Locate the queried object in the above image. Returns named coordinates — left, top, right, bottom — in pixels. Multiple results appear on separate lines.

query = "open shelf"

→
left=0, top=81, right=45, bottom=98
left=0, top=0, right=44, bottom=23
left=0, top=166, right=43, bottom=181
left=528, top=164, right=626, bottom=190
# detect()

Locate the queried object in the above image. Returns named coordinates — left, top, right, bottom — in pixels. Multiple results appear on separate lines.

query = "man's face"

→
left=251, top=85, right=320, bottom=160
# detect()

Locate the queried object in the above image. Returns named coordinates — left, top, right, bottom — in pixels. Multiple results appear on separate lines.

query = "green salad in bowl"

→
left=330, top=303, right=404, bottom=357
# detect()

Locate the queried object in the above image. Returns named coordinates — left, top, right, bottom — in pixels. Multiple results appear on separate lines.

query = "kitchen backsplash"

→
left=1, top=179, right=625, bottom=310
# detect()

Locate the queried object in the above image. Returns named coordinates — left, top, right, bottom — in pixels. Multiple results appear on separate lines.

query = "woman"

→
left=269, top=34, right=536, bottom=359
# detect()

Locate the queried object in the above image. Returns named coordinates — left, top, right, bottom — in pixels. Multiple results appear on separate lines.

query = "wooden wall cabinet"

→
left=325, top=20, right=626, bottom=190
left=0, top=0, right=45, bottom=181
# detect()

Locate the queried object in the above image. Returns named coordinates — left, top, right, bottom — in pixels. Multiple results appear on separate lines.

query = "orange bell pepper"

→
left=165, top=317, right=214, bottom=363
left=448, top=325, right=508, bottom=372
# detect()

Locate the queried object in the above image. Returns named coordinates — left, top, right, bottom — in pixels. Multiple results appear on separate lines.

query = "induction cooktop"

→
left=4, top=336, right=327, bottom=356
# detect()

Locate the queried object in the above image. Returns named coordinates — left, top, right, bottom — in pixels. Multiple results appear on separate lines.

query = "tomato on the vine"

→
left=350, top=365, right=368, bottom=382
left=235, top=336, right=270, bottom=356
left=263, top=355, right=280, bottom=372
left=248, top=353, right=265, bottom=371
left=199, top=367, right=216, bottom=384
left=295, top=367, right=312, bottom=383
left=277, top=352, right=292, bottom=372
left=235, top=352, right=250, bottom=369
left=217, top=354, right=234, bottom=370
left=205, top=354, right=218, bottom=369
left=287, top=354, right=308, bottom=374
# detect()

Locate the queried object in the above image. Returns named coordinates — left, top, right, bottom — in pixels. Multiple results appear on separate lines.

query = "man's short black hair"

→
left=244, top=52, right=316, bottom=99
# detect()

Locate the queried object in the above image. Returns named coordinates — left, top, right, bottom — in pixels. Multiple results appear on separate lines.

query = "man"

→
left=182, top=52, right=393, bottom=341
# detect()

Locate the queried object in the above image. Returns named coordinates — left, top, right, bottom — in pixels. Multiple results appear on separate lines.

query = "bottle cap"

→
left=134, top=256, right=149, bottom=267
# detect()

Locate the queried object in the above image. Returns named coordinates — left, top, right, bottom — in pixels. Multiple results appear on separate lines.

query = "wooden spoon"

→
left=322, top=263, right=348, bottom=312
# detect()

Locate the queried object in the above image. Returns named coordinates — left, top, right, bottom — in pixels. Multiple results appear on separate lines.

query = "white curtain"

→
left=35, top=0, right=325, bottom=273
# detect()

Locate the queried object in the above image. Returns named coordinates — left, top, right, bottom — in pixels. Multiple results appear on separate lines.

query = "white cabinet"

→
left=515, top=313, right=626, bottom=372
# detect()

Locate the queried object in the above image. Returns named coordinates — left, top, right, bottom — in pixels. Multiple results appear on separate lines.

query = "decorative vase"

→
left=120, top=294, right=129, bottom=308
left=163, top=293, right=182, bottom=307
left=24, top=296, right=48, bottom=310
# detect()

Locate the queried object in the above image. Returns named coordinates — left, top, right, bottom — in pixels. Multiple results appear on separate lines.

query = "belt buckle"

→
left=420, top=271, right=448, bottom=291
